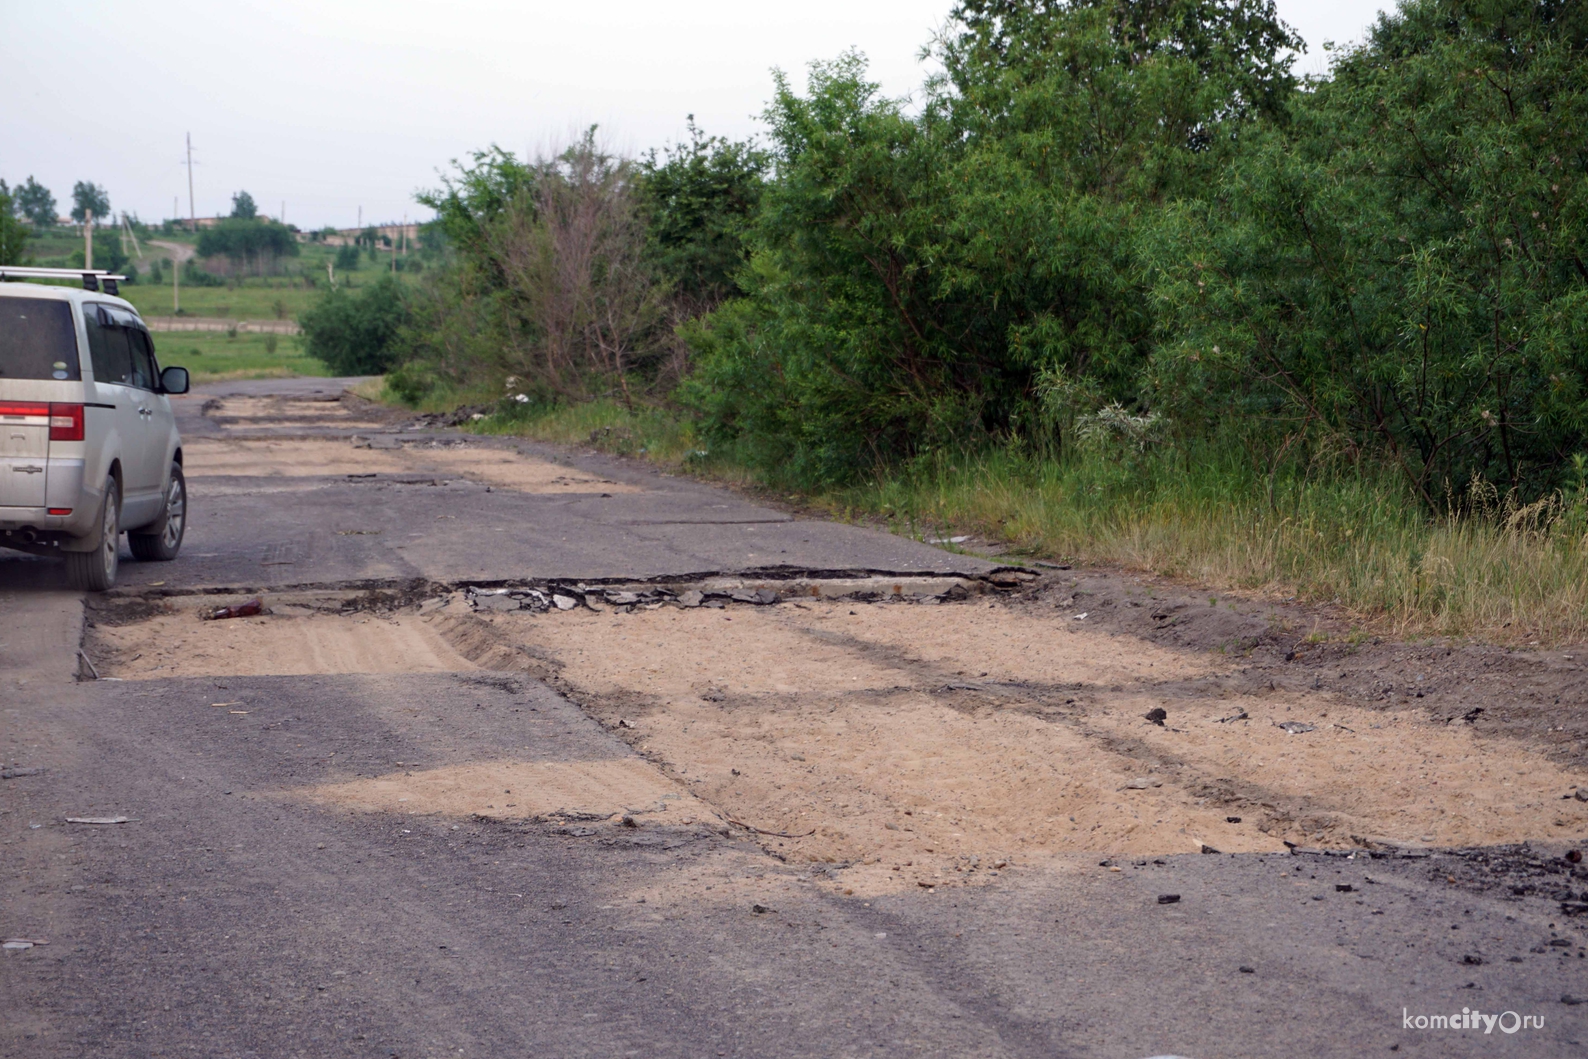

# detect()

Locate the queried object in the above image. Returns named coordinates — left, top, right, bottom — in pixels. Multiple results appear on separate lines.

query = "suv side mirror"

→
left=160, top=366, right=190, bottom=395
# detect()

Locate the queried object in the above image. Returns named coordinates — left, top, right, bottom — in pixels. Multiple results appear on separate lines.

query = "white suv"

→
left=0, top=270, right=189, bottom=590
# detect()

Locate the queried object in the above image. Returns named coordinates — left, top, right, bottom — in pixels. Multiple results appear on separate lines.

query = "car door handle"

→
left=138, top=408, right=153, bottom=417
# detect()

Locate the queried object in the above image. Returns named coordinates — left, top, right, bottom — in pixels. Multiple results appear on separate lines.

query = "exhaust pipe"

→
left=17, top=528, right=38, bottom=545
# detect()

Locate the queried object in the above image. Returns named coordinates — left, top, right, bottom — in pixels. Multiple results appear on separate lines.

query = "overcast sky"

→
left=1, top=1, right=1397, bottom=231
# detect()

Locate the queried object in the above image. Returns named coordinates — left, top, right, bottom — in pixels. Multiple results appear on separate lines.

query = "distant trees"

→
left=230, top=191, right=258, bottom=220
left=197, top=217, right=300, bottom=276
left=14, top=178, right=56, bottom=228
left=334, top=243, right=361, bottom=271
left=70, top=182, right=110, bottom=224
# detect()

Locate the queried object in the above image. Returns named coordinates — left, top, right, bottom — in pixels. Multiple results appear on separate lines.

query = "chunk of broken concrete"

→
left=472, top=594, right=520, bottom=613
left=1275, top=721, right=1317, bottom=735
left=677, top=589, right=704, bottom=608
left=552, top=595, right=579, bottom=611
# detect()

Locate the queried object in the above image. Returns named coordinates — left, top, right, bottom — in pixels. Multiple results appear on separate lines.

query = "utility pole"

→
left=173, top=197, right=179, bottom=228
left=185, top=133, right=196, bottom=232
left=121, top=213, right=143, bottom=259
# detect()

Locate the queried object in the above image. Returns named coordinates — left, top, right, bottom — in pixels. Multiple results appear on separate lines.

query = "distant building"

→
left=318, top=223, right=422, bottom=247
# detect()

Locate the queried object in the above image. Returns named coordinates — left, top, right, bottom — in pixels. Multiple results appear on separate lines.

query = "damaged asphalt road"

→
left=3, top=377, right=1586, bottom=1059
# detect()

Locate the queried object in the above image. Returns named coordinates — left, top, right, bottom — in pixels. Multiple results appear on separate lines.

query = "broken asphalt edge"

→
left=101, top=563, right=1039, bottom=603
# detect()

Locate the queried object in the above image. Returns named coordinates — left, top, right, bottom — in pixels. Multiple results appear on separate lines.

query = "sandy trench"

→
left=90, top=594, right=1588, bottom=895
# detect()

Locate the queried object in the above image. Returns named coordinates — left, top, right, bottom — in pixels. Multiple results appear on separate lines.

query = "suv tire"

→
left=66, top=477, right=120, bottom=592
left=129, top=462, right=187, bottom=562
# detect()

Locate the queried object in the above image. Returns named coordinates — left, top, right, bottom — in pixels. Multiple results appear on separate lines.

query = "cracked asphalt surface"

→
left=3, top=377, right=1586, bottom=1058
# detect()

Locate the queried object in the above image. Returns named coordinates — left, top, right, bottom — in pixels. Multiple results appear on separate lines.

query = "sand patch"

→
left=413, top=445, right=640, bottom=494
left=89, top=612, right=474, bottom=679
left=478, top=601, right=1588, bottom=893
left=296, top=758, right=709, bottom=822
left=183, top=438, right=412, bottom=477
left=181, top=436, right=640, bottom=493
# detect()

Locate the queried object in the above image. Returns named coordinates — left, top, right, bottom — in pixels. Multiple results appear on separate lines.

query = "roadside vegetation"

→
left=322, top=0, right=1588, bottom=642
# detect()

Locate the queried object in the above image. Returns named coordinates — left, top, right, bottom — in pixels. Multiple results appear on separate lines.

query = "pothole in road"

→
left=182, top=437, right=641, bottom=494
left=87, top=591, right=1588, bottom=894
left=473, top=601, right=1588, bottom=890
left=88, top=608, right=474, bottom=678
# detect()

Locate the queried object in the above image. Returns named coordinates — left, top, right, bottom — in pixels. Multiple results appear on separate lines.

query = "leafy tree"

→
left=638, top=118, right=768, bottom=308
left=0, top=184, right=29, bottom=265
left=298, top=275, right=411, bottom=374
left=417, top=221, right=448, bottom=257
left=407, top=134, right=670, bottom=401
left=230, top=190, right=258, bottom=220
left=334, top=243, right=361, bottom=271
left=70, top=181, right=110, bottom=224
left=417, top=145, right=536, bottom=265
left=14, top=177, right=57, bottom=228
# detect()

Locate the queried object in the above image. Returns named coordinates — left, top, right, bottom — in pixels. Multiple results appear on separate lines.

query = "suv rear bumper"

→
left=1, top=459, right=96, bottom=541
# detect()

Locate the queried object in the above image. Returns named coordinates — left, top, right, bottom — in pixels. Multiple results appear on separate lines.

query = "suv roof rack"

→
left=0, top=266, right=130, bottom=295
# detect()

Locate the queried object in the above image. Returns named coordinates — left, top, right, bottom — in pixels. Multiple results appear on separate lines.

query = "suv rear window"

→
left=0, top=297, right=81, bottom=381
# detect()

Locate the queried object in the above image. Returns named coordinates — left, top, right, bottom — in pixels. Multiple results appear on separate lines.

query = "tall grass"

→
left=461, top=400, right=1588, bottom=644
left=845, top=445, right=1588, bottom=643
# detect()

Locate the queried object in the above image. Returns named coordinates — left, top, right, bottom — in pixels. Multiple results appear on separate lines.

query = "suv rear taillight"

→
left=48, top=403, right=84, bottom=442
left=0, top=401, right=50, bottom=418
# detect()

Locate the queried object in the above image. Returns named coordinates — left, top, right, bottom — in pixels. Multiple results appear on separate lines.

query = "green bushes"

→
left=1147, top=0, right=1588, bottom=500
left=395, top=0, right=1587, bottom=511
left=682, top=1, right=1304, bottom=484
left=298, top=276, right=410, bottom=375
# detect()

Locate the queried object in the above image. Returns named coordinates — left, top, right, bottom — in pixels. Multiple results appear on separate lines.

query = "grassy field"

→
left=450, top=396, right=1588, bottom=646
left=122, top=279, right=317, bottom=320
left=22, top=227, right=422, bottom=320
left=124, top=247, right=418, bottom=319
left=151, top=331, right=331, bottom=382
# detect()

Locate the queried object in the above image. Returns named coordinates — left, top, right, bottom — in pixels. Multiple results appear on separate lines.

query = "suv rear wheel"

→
left=66, top=477, right=120, bottom=592
left=129, top=462, right=186, bottom=562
